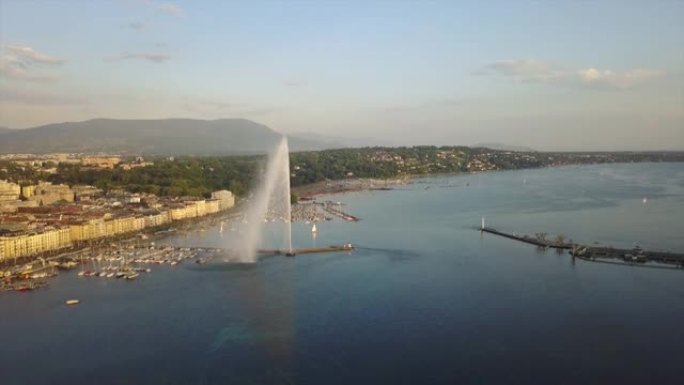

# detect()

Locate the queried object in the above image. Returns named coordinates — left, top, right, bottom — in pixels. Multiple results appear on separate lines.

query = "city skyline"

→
left=1, top=0, right=682, bottom=150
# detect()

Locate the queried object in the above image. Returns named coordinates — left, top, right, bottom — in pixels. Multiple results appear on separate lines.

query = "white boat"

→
left=311, top=224, right=317, bottom=233
left=125, top=273, right=139, bottom=280
left=65, top=299, right=80, bottom=305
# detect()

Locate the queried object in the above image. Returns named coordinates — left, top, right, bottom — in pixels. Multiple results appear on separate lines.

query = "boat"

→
left=65, top=299, right=80, bottom=305
left=311, top=224, right=317, bottom=233
left=124, top=272, right=139, bottom=280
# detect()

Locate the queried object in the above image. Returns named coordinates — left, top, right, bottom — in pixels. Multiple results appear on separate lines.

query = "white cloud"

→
left=106, top=52, right=172, bottom=63
left=577, top=68, right=664, bottom=89
left=158, top=3, right=184, bottom=16
left=490, top=59, right=551, bottom=77
left=0, top=44, right=64, bottom=82
left=6, top=45, right=64, bottom=65
left=484, top=59, right=664, bottom=89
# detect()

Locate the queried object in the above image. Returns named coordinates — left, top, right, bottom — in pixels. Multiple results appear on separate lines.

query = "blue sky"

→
left=1, top=0, right=682, bottom=150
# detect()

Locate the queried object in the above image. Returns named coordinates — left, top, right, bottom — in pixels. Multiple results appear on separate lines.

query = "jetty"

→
left=479, top=223, right=684, bottom=269
left=481, top=227, right=572, bottom=250
left=322, top=202, right=360, bottom=222
left=258, top=244, right=354, bottom=257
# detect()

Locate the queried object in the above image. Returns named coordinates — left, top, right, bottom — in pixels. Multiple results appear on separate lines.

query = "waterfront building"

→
left=205, top=199, right=220, bottom=214
left=0, top=227, right=72, bottom=261
left=69, top=219, right=104, bottom=242
left=211, top=190, right=235, bottom=210
left=169, top=204, right=189, bottom=221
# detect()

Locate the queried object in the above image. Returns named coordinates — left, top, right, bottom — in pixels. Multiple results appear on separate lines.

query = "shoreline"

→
left=292, top=177, right=412, bottom=199
left=292, top=160, right=684, bottom=198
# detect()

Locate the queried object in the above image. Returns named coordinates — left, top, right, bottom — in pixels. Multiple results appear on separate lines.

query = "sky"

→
left=0, top=0, right=682, bottom=150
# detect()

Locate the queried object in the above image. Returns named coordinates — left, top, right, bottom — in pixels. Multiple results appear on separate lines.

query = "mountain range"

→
left=0, top=119, right=360, bottom=155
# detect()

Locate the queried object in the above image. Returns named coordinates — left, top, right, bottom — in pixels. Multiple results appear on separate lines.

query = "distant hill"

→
left=473, top=143, right=536, bottom=152
left=289, top=132, right=394, bottom=149
left=0, top=119, right=342, bottom=155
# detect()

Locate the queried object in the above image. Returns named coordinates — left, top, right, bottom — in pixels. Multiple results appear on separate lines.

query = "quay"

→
left=259, top=244, right=354, bottom=256
left=154, top=244, right=355, bottom=257
left=480, top=225, right=684, bottom=268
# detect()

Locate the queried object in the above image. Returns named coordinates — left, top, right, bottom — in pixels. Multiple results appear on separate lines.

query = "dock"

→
left=130, top=244, right=354, bottom=257
left=258, top=244, right=354, bottom=256
left=480, top=226, right=684, bottom=268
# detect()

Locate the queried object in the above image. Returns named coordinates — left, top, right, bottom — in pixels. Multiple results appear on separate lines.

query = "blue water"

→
left=1, top=162, right=683, bottom=384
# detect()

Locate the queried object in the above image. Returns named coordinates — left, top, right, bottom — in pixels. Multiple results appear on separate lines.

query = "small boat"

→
left=311, top=224, right=317, bottom=233
left=65, top=299, right=80, bottom=305
left=124, top=273, right=139, bottom=280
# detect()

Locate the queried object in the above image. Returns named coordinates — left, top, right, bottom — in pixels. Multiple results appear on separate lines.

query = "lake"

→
left=1, top=162, right=683, bottom=384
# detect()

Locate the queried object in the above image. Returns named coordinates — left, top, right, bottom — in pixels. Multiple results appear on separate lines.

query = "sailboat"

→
left=311, top=223, right=317, bottom=233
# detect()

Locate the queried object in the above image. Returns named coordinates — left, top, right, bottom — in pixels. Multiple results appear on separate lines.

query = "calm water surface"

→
left=1, top=162, right=683, bottom=384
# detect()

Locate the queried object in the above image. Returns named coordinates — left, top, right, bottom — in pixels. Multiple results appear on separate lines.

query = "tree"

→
left=535, top=232, right=548, bottom=243
left=554, top=234, right=566, bottom=246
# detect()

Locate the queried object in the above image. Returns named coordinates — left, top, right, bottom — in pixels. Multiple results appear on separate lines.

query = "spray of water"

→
left=233, top=137, right=292, bottom=262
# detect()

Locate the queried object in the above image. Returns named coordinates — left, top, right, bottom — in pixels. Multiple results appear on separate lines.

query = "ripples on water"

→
left=1, top=162, right=683, bottom=385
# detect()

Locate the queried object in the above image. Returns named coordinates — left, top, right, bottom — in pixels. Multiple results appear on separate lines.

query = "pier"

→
left=258, top=244, right=354, bottom=256
left=153, top=244, right=355, bottom=257
left=480, top=226, right=684, bottom=268
left=322, top=202, right=360, bottom=221
left=481, top=227, right=572, bottom=249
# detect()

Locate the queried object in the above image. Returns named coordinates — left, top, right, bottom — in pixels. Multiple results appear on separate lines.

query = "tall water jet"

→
left=235, top=136, right=292, bottom=262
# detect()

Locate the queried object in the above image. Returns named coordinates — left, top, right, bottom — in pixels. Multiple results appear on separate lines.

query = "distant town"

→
left=1, top=147, right=683, bottom=266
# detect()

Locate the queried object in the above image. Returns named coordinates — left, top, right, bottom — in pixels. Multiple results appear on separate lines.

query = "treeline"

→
left=289, top=148, right=402, bottom=185
left=3, top=147, right=683, bottom=198
left=0, top=161, right=49, bottom=185
left=49, top=157, right=260, bottom=198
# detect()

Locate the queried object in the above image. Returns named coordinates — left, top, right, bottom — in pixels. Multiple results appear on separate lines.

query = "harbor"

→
left=0, top=199, right=361, bottom=294
left=291, top=200, right=361, bottom=222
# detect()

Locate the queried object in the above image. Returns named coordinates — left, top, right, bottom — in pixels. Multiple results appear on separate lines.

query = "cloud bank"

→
left=484, top=59, right=664, bottom=89
left=106, top=52, right=172, bottom=63
left=0, top=44, right=64, bottom=82
left=158, top=3, right=184, bottom=16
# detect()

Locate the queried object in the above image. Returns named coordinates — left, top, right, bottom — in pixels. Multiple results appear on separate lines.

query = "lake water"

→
left=1, top=162, right=683, bottom=384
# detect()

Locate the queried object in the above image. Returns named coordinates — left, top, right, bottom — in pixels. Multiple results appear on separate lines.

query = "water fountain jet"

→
left=232, top=136, right=292, bottom=262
